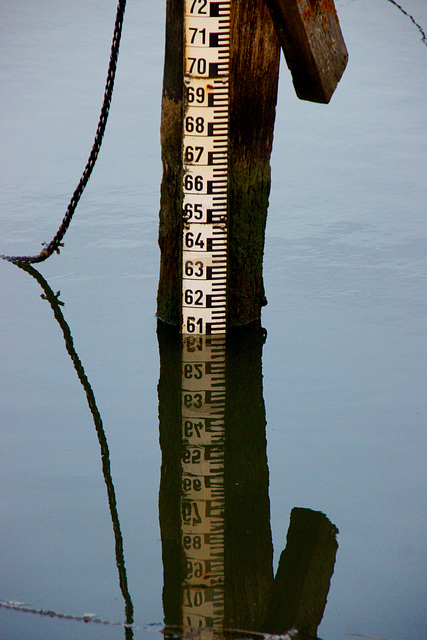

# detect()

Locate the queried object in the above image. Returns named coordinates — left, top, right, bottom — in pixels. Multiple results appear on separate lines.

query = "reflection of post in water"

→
left=158, top=321, right=271, bottom=636
left=222, top=324, right=273, bottom=632
left=158, top=322, right=229, bottom=636
left=16, top=264, right=134, bottom=639
left=158, top=320, right=339, bottom=639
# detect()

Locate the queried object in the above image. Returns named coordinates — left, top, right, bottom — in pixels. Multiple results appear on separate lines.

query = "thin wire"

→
left=385, top=0, right=427, bottom=45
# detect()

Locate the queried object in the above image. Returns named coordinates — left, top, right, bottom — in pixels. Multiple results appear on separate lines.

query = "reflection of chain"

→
left=181, top=335, right=226, bottom=634
left=1, top=0, right=127, bottom=265
left=16, top=264, right=134, bottom=636
left=181, top=0, right=231, bottom=335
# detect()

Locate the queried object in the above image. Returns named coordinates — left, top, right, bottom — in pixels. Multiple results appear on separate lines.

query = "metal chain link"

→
left=1, top=0, right=127, bottom=265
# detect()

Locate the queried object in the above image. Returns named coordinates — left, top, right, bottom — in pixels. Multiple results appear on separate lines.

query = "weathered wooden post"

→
left=157, top=0, right=280, bottom=330
left=157, top=0, right=347, bottom=331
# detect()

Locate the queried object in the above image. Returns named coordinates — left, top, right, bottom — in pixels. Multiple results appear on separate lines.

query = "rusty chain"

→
left=1, top=0, right=127, bottom=265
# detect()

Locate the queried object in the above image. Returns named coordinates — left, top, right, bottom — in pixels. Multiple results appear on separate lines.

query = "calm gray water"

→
left=1, top=1, right=426, bottom=639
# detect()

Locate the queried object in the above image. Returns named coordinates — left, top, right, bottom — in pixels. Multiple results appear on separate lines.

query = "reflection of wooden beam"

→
left=267, top=0, right=348, bottom=103
left=265, top=507, right=339, bottom=637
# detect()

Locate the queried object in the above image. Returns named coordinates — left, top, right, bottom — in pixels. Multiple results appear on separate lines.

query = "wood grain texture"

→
left=227, top=0, right=280, bottom=326
left=267, top=0, right=348, bottom=103
left=157, top=0, right=280, bottom=327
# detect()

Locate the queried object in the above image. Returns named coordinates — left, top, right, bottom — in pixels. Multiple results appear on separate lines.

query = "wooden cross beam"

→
left=268, top=0, right=348, bottom=103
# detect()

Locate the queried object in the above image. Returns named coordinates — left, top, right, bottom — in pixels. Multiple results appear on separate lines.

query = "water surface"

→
left=1, top=1, right=426, bottom=639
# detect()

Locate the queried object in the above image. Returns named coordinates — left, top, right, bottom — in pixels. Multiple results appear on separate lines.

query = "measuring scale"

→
left=179, top=2, right=230, bottom=633
left=180, top=335, right=226, bottom=634
left=181, top=0, right=230, bottom=336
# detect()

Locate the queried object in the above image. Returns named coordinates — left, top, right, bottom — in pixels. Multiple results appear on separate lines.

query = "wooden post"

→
left=156, top=0, right=347, bottom=328
left=227, top=2, right=281, bottom=326
left=157, top=0, right=184, bottom=326
left=157, top=0, right=280, bottom=327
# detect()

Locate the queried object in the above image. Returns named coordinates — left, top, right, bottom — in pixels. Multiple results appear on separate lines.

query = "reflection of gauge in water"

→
left=182, top=0, right=231, bottom=335
left=181, top=335, right=226, bottom=632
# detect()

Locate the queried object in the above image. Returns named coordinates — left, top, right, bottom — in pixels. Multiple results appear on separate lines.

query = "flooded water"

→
left=1, top=1, right=426, bottom=639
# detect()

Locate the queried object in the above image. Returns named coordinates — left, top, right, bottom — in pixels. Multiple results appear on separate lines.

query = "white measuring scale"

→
left=181, top=0, right=230, bottom=336
left=180, top=3, right=230, bottom=630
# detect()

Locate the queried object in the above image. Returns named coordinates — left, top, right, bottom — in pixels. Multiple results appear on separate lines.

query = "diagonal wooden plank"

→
left=267, top=0, right=348, bottom=103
